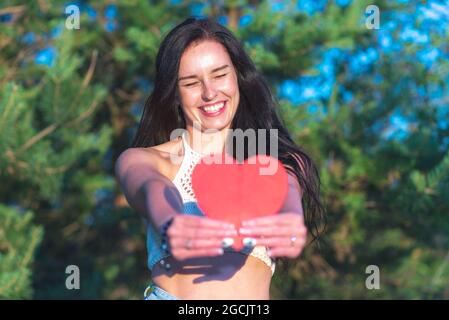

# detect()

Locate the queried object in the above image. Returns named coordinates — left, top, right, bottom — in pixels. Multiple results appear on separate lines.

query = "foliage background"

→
left=0, top=0, right=448, bottom=299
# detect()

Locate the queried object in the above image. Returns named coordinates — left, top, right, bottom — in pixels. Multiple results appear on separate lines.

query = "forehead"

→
left=179, top=40, right=233, bottom=74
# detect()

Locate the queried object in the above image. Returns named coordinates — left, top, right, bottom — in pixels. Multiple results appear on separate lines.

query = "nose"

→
left=201, top=80, right=217, bottom=101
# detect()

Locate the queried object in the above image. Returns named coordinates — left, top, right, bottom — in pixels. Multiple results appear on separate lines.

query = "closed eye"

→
left=215, top=73, right=227, bottom=79
left=184, top=82, right=199, bottom=87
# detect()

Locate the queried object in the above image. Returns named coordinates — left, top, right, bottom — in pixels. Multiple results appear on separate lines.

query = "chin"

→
left=201, top=123, right=231, bottom=132
left=195, top=117, right=233, bottom=132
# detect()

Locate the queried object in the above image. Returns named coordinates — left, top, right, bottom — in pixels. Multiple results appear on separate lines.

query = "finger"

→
left=251, top=236, right=306, bottom=248
left=239, top=226, right=307, bottom=237
left=172, top=247, right=224, bottom=261
left=176, top=215, right=236, bottom=230
left=168, top=226, right=237, bottom=238
left=241, top=213, right=303, bottom=227
left=170, top=237, right=226, bottom=250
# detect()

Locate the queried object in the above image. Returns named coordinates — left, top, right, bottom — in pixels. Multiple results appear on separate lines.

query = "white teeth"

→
left=201, top=102, right=225, bottom=113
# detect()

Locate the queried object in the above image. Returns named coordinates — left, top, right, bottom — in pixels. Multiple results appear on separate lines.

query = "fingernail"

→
left=243, top=237, right=257, bottom=247
left=242, top=220, right=255, bottom=227
left=226, top=229, right=238, bottom=236
left=267, top=250, right=272, bottom=257
left=217, top=248, right=224, bottom=255
left=239, top=228, right=250, bottom=234
left=222, top=237, right=234, bottom=248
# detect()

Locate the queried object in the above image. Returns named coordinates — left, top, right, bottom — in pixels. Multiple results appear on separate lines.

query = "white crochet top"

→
left=171, top=131, right=276, bottom=275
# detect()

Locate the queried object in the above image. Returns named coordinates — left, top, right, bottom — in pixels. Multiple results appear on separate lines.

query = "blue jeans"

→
left=144, top=284, right=179, bottom=300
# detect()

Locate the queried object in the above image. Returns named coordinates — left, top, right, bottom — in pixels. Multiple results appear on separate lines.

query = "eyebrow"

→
left=178, top=64, right=230, bottom=82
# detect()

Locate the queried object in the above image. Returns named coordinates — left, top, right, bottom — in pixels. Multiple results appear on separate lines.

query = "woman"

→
left=115, top=17, right=325, bottom=300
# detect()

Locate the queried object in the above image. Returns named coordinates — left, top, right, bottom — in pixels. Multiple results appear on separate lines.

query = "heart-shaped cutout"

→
left=191, top=153, right=289, bottom=250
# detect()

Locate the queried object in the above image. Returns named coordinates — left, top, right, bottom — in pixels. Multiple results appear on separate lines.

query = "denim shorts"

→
left=144, top=284, right=179, bottom=300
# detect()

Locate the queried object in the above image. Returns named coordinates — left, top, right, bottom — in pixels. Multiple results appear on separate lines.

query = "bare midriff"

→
left=151, top=252, right=272, bottom=300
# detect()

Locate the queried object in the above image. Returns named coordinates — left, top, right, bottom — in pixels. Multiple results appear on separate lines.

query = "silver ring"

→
left=222, top=237, right=234, bottom=248
left=290, top=235, right=297, bottom=247
left=243, top=237, right=257, bottom=247
left=185, top=238, right=192, bottom=250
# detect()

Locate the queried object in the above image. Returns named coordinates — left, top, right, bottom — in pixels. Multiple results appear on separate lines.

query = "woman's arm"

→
left=115, top=148, right=237, bottom=260
left=239, top=171, right=308, bottom=258
left=114, top=148, right=183, bottom=230
left=279, top=171, right=304, bottom=215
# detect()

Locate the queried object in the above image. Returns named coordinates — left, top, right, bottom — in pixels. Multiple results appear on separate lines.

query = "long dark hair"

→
left=132, top=17, right=326, bottom=244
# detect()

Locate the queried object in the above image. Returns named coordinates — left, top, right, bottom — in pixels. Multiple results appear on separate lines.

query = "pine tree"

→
left=0, top=204, right=43, bottom=299
left=1, top=0, right=447, bottom=299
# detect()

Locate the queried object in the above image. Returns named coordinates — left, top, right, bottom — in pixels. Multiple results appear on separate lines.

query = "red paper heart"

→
left=191, top=153, right=289, bottom=250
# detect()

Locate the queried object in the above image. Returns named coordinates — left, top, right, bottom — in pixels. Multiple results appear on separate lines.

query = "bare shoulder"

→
left=150, top=136, right=183, bottom=159
left=114, top=147, right=160, bottom=179
left=115, top=138, right=183, bottom=180
left=149, top=137, right=184, bottom=179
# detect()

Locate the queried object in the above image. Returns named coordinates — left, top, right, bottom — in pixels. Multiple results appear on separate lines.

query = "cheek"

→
left=222, top=77, right=240, bottom=99
left=179, top=87, right=201, bottom=108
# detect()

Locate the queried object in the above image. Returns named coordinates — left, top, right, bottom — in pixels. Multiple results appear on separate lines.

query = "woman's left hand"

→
left=239, top=212, right=307, bottom=258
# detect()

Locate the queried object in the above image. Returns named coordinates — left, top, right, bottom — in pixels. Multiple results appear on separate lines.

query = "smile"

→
left=199, top=101, right=226, bottom=117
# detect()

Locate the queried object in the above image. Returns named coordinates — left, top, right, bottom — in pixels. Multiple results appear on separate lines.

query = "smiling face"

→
left=177, top=40, right=240, bottom=132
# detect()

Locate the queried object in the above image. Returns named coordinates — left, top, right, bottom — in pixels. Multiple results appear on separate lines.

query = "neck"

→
left=185, top=126, right=229, bottom=155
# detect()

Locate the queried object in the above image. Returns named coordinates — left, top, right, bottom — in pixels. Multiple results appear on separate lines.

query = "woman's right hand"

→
left=165, top=215, right=237, bottom=261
